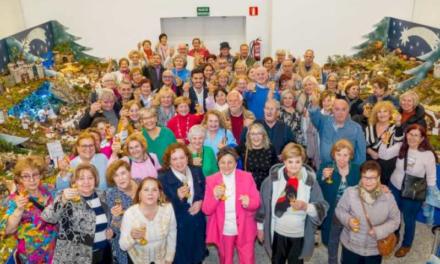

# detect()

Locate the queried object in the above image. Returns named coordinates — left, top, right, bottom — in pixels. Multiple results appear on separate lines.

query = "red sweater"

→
left=167, top=113, right=203, bottom=143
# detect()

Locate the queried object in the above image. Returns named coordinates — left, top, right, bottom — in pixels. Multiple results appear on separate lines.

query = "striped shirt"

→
left=84, top=193, right=108, bottom=250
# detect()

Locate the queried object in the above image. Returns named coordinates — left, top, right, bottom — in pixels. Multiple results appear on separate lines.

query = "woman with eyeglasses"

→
left=58, top=132, right=109, bottom=191
left=0, top=156, right=57, bottom=264
left=378, top=124, right=437, bottom=257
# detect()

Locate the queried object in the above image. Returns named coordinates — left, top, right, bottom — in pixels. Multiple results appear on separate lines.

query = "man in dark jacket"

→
left=79, top=88, right=121, bottom=129
left=142, top=53, right=165, bottom=92
left=188, top=68, right=208, bottom=113
left=241, top=99, right=294, bottom=156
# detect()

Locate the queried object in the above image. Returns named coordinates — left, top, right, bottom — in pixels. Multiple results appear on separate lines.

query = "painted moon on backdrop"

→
left=399, top=26, right=440, bottom=51
left=22, top=27, right=47, bottom=54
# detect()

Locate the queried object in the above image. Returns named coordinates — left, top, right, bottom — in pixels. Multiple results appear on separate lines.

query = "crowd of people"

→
left=0, top=34, right=438, bottom=264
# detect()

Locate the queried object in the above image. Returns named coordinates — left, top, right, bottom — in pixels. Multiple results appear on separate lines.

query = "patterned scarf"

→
left=275, top=169, right=299, bottom=217
left=358, top=184, right=382, bottom=205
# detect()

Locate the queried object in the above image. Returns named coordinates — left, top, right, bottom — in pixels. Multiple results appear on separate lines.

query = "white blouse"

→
left=119, top=203, right=177, bottom=264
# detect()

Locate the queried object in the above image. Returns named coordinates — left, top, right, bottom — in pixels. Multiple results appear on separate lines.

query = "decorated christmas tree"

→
left=50, top=20, right=100, bottom=61
left=354, top=17, right=390, bottom=58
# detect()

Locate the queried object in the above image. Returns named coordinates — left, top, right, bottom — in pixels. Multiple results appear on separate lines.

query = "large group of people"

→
left=0, top=35, right=437, bottom=264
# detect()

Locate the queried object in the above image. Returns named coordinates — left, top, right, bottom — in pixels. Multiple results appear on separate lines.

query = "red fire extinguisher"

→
left=249, top=38, right=261, bottom=61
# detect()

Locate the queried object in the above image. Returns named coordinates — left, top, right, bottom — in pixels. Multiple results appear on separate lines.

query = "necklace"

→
left=177, top=115, right=191, bottom=138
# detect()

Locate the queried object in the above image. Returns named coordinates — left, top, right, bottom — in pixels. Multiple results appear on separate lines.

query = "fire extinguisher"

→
left=249, top=38, right=261, bottom=61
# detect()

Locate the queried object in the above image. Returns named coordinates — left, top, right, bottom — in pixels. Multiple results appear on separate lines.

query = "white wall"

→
left=412, top=0, right=440, bottom=28
left=19, top=0, right=272, bottom=59
left=271, top=0, right=416, bottom=64
left=0, top=0, right=25, bottom=38
left=12, top=0, right=440, bottom=64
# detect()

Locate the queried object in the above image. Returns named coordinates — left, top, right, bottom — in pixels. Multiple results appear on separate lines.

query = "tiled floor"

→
left=204, top=222, right=435, bottom=263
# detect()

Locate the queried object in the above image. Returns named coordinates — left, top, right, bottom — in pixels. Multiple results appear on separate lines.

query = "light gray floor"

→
left=204, top=222, right=434, bottom=263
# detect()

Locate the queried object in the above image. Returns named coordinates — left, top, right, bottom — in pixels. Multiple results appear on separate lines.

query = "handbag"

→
left=360, top=197, right=397, bottom=257
left=401, top=153, right=427, bottom=201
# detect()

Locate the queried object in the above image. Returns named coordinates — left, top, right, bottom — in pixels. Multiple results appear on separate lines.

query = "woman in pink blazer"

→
left=202, top=147, right=260, bottom=264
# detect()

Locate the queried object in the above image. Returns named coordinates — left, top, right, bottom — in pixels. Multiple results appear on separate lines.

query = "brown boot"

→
left=394, top=246, right=411, bottom=257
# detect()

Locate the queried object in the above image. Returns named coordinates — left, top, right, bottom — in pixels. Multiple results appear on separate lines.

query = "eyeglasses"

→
left=362, top=176, right=379, bottom=182
left=80, top=144, right=95, bottom=149
left=21, top=173, right=41, bottom=181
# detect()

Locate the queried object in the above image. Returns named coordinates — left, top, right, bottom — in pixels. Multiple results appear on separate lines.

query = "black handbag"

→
left=400, top=153, right=427, bottom=201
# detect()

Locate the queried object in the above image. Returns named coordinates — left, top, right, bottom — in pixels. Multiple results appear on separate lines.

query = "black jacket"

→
left=142, top=65, right=165, bottom=92
left=189, top=86, right=208, bottom=113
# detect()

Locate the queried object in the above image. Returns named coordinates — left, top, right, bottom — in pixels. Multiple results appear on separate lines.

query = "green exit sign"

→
left=197, top=6, right=210, bottom=16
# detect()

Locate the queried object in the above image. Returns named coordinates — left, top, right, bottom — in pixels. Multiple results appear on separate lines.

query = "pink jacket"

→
left=202, top=169, right=260, bottom=247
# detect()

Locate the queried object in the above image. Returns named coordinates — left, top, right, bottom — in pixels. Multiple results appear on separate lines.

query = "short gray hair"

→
left=187, top=125, right=206, bottom=141
left=98, top=88, right=116, bottom=101
left=265, top=99, right=280, bottom=111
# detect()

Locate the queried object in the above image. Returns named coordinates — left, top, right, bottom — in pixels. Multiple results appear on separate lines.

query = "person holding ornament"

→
left=167, top=96, right=204, bottom=144
left=378, top=124, right=437, bottom=257
left=105, top=160, right=138, bottom=264
left=0, top=156, right=57, bottom=264
left=317, top=139, right=361, bottom=264
left=69, top=132, right=109, bottom=190
left=256, top=143, right=328, bottom=263
left=79, top=88, right=121, bottom=129
left=335, top=160, right=400, bottom=263
left=139, top=107, right=176, bottom=165
left=119, top=177, right=176, bottom=264
left=107, top=57, right=131, bottom=84
left=202, top=147, right=260, bottom=264
left=109, top=132, right=161, bottom=181
left=117, top=100, right=141, bottom=139
left=365, top=101, right=403, bottom=186
left=171, top=55, right=190, bottom=84
left=202, top=109, right=237, bottom=156
left=42, top=164, right=114, bottom=264
left=159, top=143, right=207, bottom=264
left=187, top=125, right=218, bottom=177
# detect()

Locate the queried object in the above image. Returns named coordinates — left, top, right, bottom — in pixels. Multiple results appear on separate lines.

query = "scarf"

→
left=358, top=184, right=382, bottom=205
left=275, top=169, right=299, bottom=217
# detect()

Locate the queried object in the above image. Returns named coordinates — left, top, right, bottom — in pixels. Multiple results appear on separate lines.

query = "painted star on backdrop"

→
left=400, top=27, right=411, bottom=47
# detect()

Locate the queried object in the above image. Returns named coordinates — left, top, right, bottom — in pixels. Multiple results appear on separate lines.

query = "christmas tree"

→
left=354, top=17, right=391, bottom=58
left=50, top=20, right=100, bottom=61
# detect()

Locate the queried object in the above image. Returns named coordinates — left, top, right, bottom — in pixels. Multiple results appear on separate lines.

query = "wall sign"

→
left=197, top=7, right=210, bottom=17
left=249, top=6, right=259, bottom=16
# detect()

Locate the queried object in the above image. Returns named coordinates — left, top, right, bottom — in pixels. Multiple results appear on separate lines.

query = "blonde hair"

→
left=139, top=107, right=157, bottom=119
left=281, top=143, right=306, bottom=162
left=302, top=75, right=319, bottom=87
left=152, top=87, right=176, bottom=107
left=13, top=155, right=46, bottom=184
left=400, top=90, right=420, bottom=106
left=331, top=139, right=354, bottom=160
left=202, top=109, right=229, bottom=130
left=246, top=123, right=271, bottom=150
left=174, top=96, right=191, bottom=107
left=74, top=132, right=99, bottom=156
left=123, top=132, right=148, bottom=156
left=368, top=101, right=397, bottom=125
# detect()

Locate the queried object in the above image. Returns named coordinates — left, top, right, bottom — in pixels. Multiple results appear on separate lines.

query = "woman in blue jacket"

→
left=159, top=143, right=207, bottom=264
left=317, top=139, right=360, bottom=264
